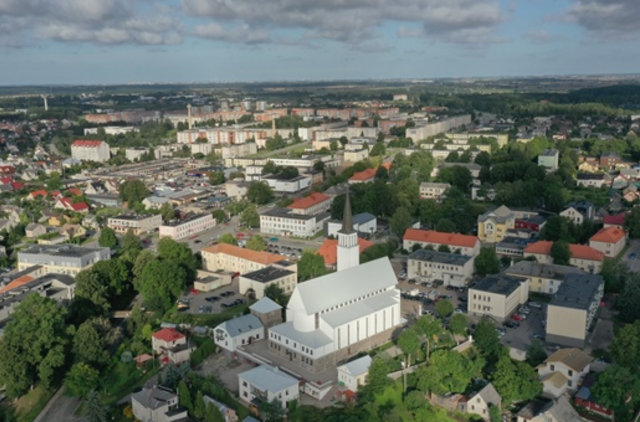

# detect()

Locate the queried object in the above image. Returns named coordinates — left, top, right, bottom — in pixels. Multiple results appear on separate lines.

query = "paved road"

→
left=34, top=389, right=80, bottom=422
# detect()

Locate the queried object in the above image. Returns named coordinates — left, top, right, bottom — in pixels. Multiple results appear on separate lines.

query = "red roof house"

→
left=603, top=212, right=627, bottom=229
left=403, top=229, right=480, bottom=256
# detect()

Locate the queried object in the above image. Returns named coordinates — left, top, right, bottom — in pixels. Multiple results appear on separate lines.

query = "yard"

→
left=101, top=361, right=161, bottom=405
left=0, top=386, right=54, bottom=422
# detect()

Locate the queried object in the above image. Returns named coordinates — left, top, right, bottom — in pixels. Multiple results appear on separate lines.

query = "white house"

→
left=589, top=226, right=626, bottom=258
left=337, top=355, right=372, bottom=393
left=159, top=213, right=216, bottom=240
left=419, top=182, right=450, bottom=202
left=326, top=212, right=377, bottom=237
left=403, top=229, right=481, bottom=257
left=407, top=249, right=474, bottom=287
left=131, top=386, right=188, bottom=422
left=238, top=365, right=300, bottom=410
left=468, top=275, right=529, bottom=322
left=538, top=348, right=593, bottom=399
left=214, top=314, right=264, bottom=358
left=71, top=140, right=110, bottom=162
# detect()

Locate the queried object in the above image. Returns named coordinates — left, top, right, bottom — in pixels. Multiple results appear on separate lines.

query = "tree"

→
left=205, top=402, right=225, bottom=422
left=259, top=399, right=285, bottom=422
left=121, top=229, right=143, bottom=263
left=617, top=272, right=640, bottom=323
left=119, top=180, right=150, bottom=207
left=98, top=227, right=118, bottom=248
left=83, top=390, right=107, bottom=422
left=65, top=363, right=100, bottom=398
left=160, top=202, right=175, bottom=223
left=157, top=237, right=199, bottom=279
left=398, top=328, right=420, bottom=367
left=435, top=299, right=454, bottom=318
left=264, top=284, right=288, bottom=307
left=592, top=365, right=640, bottom=417
left=194, top=391, right=206, bottom=419
left=370, top=143, right=386, bottom=156
left=177, top=380, right=193, bottom=413
left=474, top=317, right=504, bottom=365
left=415, top=314, right=443, bottom=361
left=247, top=181, right=274, bottom=205
left=435, top=218, right=456, bottom=233
left=240, top=204, right=260, bottom=228
left=526, top=339, right=548, bottom=367
left=419, top=199, right=440, bottom=227
left=297, top=251, right=328, bottom=281
left=135, top=259, right=187, bottom=312
left=437, top=165, right=472, bottom=192
left=437, top=244, right=451, bottom=253
left=74, top=270, right=111, bottom=319
left=208, top=171, right=226, bottom=186
left=610, top=324, right=639, bottom=367
left=492, top=355, right=542, bottom=404
left=211, top=209, right=227, bottom=224
left=489, top=405, right=501, bottom=422
left=133, top=250, right=155, bottom=279
left=416, top=349, right=484, bottom=395
left=550, top=240, right=571, bottom=265
left=375, top=165, right=389, bottom=181
left=91, top=259, right=131, bottom=296
left=449, top=313, right=468, bottom=336
left=219, top=233, right=237, bottom=245
left=475, top=247, right=500, bottom=277
left=600, top=259, right=628, bottom=294
left=390, top=206, right=413, bottom=237
left=625, top=207, right=640, bottom=239
left=279, top=166, right=299, bottom=180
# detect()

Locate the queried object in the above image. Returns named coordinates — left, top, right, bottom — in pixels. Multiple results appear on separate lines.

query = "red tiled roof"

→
left=590, top=227, right=626, bottom=244
left=524, top=241, right=604, bottom=262
left=152, top=328, right=185, bottom=342
left=288, top=192, right=330, bottom=210
left=11, top=182, right=23, bottom=190
left=0, top=177, right=13, bottom=184
left=201, top=243, right=283, bottom=265
left=30, top=189, right=47, bottom=197
left=72, top=140, right=105, bottom=147
left=603, top=212, right=627, bottom=227
left=67, top=188, right=82, bottom=196
left=0, top=166, right=15, bottom=173
left=0, top=275, right=34, bottom=294
left=317, top=237, right=374, bottom=266
left=58, top=197, right=89, bottom=211
left=349, top=168, right=376, bottom=182
left=403, top=229, right=479, bottom=248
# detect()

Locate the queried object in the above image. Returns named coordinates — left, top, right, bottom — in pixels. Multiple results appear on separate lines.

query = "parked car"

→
left=408, top=279, right=417, bottom=285
left=446, top=285, right=457, bottom=291
left=205, top=296, right=220, bottom=303
left=518, top=306, right=531, bottom=314
left=511, top=314, right=524, bottom=322
left=528, top=301, right=542, bottom=309
left=504, top=320, right=520, bottom=328
left=453, top=308, right=465, bottom=314
left=531, top=333, right=544, bottom=340
left=421, top=281, right=432, bottom=287
left=629, top=252, right=637, bottom=260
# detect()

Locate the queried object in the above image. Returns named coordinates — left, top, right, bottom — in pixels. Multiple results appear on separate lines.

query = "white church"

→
left=265, top=194, right=404, bottom=374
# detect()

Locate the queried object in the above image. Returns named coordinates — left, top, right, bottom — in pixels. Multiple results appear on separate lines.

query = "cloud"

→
left=182, top=0, right=507, bottom=45
left=193, top=24, right=270, bottom=44
left=524, top=29, right=551, bottom=43
left=0, top=0, right=182, bottom=47
left=565, top=0, right=640, bottom=39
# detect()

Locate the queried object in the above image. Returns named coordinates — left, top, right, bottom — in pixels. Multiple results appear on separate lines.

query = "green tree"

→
left=83, top=390, right=107, bottom=422
left=65, top=363, right=100, bottom=398
left=415, top=314, right=443, bottom=361
left=610, top=324, right=639, bottom=367
left=475, top=247, right=500, bottom=277
left=133, top=250, right=155, bottom=279
left=135, top=259, right=187, bottom=313
left=437, top=165, right=472, bottom=192
left=390, top=206, right=413, bottom=237
left=259, top=399, right=285, bottom=422
left=177, top=380, right=193, bottom=413
left=437, top=244, right=451, bottom=253
left=449, top=313, right=468, bottom=336
left=617, top=272, right=640, bottom=323
left=119, top=180, right=150, bottom=207
left=474, top=317, right=504, bottom=365
left=157, top=237, right=199, bottom=279
left=121, top=229, right=143, bottom=263
left=297, top=251, right=328, bottom=281
left=264, top=284, right=288, bottom=307
left=0, top=295, right=69, bottom=397
left=625, top=207, right=640, bottom=239
left=205, top=402, right=225, bottom=422
left=219, top=233, right=238, bottom=245
left=600, top=259, right=628, bottom=294
left=194, top=391, right=206, bottom=420
left=375, top=165, right=389, bottom=181
left=74, top=270, right=111, bottom=319
left=492, top=355, right=542, bottom=404
left=160, top=202, right=175, bottom=223
left=526, top=339, right=548, bottom=367
left=91, top=259, right=131, bottom=296
left=247, top=181, right=274, bottom=205
left=240, top=204, right=260, bottom=228
left=550, top=240, right=571, bottom=265
left=419, top=199, right=440, bottom=227
left=208, top=171, right=226, bottom=186
left=370, top=143, right=386, bottom=156
left=98, top=227, right=118, bottom=248
left=435, top=299, right=454, bottom=318
left=416, top=349, right=484, bottom=395
left=489, top=405, right=502, bottom=422
left=398, top=328, right=420, bottom=366
left=246, top=235, right=267, bottom=251
left=73, top=317, right=117, bottom=368
left=592, top=365, right=640, bottom=417
left=435, top=218, right=456, bottom=233
left=211, top=209, right=227, bottom=224
left=262, top=160, right=278, bottom=175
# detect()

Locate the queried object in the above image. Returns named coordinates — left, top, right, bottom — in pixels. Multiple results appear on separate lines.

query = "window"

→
left=568, top=370, right=573, bottom=376
left=550, top=364, right=555, bottom=371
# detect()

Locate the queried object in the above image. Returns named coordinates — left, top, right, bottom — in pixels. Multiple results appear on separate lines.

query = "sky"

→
left=1, top=0, right=640, bottom=85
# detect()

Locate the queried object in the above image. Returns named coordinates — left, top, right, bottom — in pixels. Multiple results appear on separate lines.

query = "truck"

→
left=428, top=290, right=440, bottom=300
left=408, top=288, right=420, bottom=297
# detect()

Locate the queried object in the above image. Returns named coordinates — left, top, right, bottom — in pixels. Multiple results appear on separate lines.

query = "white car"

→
left=528, top=301, right=542, bottom=309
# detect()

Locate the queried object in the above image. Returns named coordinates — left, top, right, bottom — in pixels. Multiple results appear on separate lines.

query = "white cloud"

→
left=193, top=23, right=270, bottom=44
left=565, top=0, right=640, bottom=38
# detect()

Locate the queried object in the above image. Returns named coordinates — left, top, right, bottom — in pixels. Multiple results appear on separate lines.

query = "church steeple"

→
left=337, top=191, right=359, bottom=271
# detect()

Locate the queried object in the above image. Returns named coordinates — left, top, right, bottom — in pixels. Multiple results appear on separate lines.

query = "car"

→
left=511, top=314, right=524, bottom=322
left=517, top=313, right=527, bottom=320
left=221, top=291, right=234, bottom=298
left=531, top=333, right=544, bottom=340
left=194, top=239, right=202, bottom=244
left=518, top=307, right=531, bottom=314
left=422, top=310, right=433, bottom=316
left=421, top=282, right=432, bottom=287
left=408, top=279, right=417, bottom=285
left=205, top=296, right=220, bottom=302
left=432, top=280, right=444, bottom=287
left=453, top=308, right=465, bottom=314
left=421, top=298, right=433, bottom=305
left=446, top=285, right=457, bottom=291
left=504, top=320, right=519, bottom=328
left=497, top=327, right=507, bottom=336
left=440, top=294, right=453, bottom=300
left=630, top=253, right=637, bottom=259
left=528, top=301, right=542, bottom=309
left=234, top=298, right=245, bottom=305
left=458, top=296, right=468, bottom=303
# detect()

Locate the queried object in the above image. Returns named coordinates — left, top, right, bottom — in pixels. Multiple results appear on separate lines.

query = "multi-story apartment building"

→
left=107, top=214, right=163, bottom=235
left=201, top=243, right=296, bottom=275
left=419, top=182, right=450, bottom=202
left=287, top=192, right=332, bottom=216
left=259, top=207, right=330, bottom=238
left=504, top=261, right=585, bottom=295
left=468, top=275, right=529, bottom=322
left=477, top=205, right=516, bottom=243
left=17, top=245, right=111, bottom=276
left=220, top=143, right=257, bottom=159
left=546, top=274, right=604, bottom=348
left=239, top=266, right=297, bottom=298
left=125, top=147, right=160, bottom=162
left=523, top=241, right=604, bottom=273
left=403, top=229, right=481, bottom=257
left=71, top=140, right=110, bottom=162
left=405, top=115, right=472, bottom=141
left=158, top=213, right=216, bottom=240
left=407, top=250, right=474, bottom=287
left=588, top=226, right=626, bottom=258
left=538, top=149, right=559, bottom=171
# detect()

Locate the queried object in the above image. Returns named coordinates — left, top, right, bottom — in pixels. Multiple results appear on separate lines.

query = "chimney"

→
left=187, top=104, right=193, bottom=130
left=272, top=116, right=276, bottom=137
left=42, top=95, right=48, bottom=111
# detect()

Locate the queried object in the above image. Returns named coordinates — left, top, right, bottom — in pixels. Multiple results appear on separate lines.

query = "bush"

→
left=191, top=338, right=216, bottom=367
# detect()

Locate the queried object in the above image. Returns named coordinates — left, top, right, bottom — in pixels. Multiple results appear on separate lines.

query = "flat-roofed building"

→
left=504, top=261, right=586, bottom=295
left=239, top=266, right=297, bottom=298
left=17, top=245, right=111, bottom=276
left=238, top=365, right=300, bottom=410
left=419, top=182, right=450, bottom=202
left=546, top=274, right=604, bottom=348
left=407, top=250, right=474, bottom=287
left=260, top=208, right=330, bottom=238
left=159, top=213, right=216, bottom=240
left=201, top=243, right=297, bottom=275
left=107, top=213, right=162, bottom=235
left=468, top=275, right=529, bottom=322
left=538, top=149, right=559, bottom=171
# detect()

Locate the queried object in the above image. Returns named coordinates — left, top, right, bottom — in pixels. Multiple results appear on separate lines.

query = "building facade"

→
left=71, top=140, right=110, bottom=162
left=107, top=214, right=162, bottom=235
left=403, top=229, right=480, bottom=257
left=468, top=275, right=529, bottom=322
left=239, top=267, right=297, bottom=298
left=17, top=245, right=111, bottom=276
left=588, top=227, right=626, bottom=258
left=201, top=243, right=295, bottom=275
left=407, top=250, right=474, bottom=287
left=159, top=213, right=216, bottom=240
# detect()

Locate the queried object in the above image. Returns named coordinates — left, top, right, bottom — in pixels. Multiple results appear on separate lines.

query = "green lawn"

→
left=165, top=303, right=252, bottom=327
left=102, top=361, right=161, bottom=405
left=0, top=385, right=55, bottom=422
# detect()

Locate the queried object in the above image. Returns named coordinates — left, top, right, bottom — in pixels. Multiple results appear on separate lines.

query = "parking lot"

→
left=500, top=302, right=548, bottom=352
left=179, top=278, right=248, bottom=314
left=396, top=276, right=468, bottom=319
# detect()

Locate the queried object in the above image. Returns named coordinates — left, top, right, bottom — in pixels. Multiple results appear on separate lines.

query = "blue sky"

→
left=1, top=0, right=639, bottom=85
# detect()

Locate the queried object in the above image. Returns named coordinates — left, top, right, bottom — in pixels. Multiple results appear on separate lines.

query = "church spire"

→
left=340, top=192, right=355, bottom=234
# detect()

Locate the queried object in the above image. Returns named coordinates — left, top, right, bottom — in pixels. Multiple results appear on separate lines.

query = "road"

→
left=33, top=388, right=80, bottom=422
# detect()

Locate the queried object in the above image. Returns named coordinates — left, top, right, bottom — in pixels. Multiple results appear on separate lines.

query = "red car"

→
left=511, top=314, right=523, bottom=322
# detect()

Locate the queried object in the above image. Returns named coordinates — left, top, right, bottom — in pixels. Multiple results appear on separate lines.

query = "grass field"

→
left=0, top=386, right=54, bottom=422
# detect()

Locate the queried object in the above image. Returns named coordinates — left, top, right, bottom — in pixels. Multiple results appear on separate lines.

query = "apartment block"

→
left=239, top=266, right=297, bottom=298
left=71, top=140, right=110, bottom=162
left=201, top=243, right=296, bottom=275
left=159, top=213, right=216, bottom=240
left=17, top=245, right=111, bottom=276
left=107, top=214, right=162, bottom=235
left=468, top=275, right=529, bottom=322
left=419, top=182, right=450, bottom=202
left=407, top=249, right=474, bottom=287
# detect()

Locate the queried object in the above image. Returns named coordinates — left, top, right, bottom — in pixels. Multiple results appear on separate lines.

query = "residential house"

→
left=560, top=201, right=595, bottom=224
left=407, top=249, right=474, bottom=287
left=54, top=197, right=89, bottom=213
left=348, top=168, right=376, bottom=184
left=538, top=149, right=559, bottom=171
left=462, top=383, right=502, bottom=422
left=151, top=328, right=194, bottom=365
left=468, top=275, right=529, bottom=322
left=238, top=365, right=300, bottom=410
left=599, top=151, right=621, bottom=168
left=86, top=193, right=123, bottom=208
left=576, top=173, right=605, bottom=188
left=238, top=266, right=297, bottom=298
left=419, top=182, right=450, bottom=202
left=546, top=274, right=604, bottom=348
left=337, top=355, right=372, bottom=393
left=203, top=396, right=238, bottom=422
left=589, top=226, right=626, bottom=258
left=538, top=348, right=593, bottom=399
left=514, top=215, right=547, bottom=232
left=214, top=314, right=264, bottom=358
left=574, top=373, right=615, bottom=420
left=603, top=212, right=626, bottom=229
left=25, top=223, right=47, bottom=238
left=403, top=229, right=481, bottom=257
left=523, top=241, right=604, bottom=273
left=131, top=385, right=188, bottom=422
left=504, top=261, right=586, bottom=295
left=477, top=205, right=516, bottom=243
left=201, top=243, right=296, bottom=275
left=516, top=396, right=582, bottom=422
left=142, top=195, right=171, bottom=209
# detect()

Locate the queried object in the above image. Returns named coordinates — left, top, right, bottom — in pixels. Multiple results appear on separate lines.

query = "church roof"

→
left=339, top=192, right=355, bottom=234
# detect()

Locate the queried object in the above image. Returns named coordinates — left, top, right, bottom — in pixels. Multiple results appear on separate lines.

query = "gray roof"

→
left=287, top=257, right=397, bottom=315
left=471, top=382, right=501, bottom=407
left=322, top=290, right=398, bottom=328
left=550, top=274, right=604, bottom=310
left=408, top=249, right=473, bottom=266
left=238, top=365, right=299, bottom=393
left=420, top=182, right=451, bottom=189
left=249, top=297, right=282, bottom=314
left=18, top=244, right=109, bottom=258
left=505, top=261, right=585, bottom=281
left=340, top=192, right=355, bottom=235
left=338, top=355, right=372, bottom=377
left=269, top=321, right=333, bottom=349
left=242, top=267, right=295, bottom=283
left=478, top=205, right=513, bottom=224
left=539, top=149, right=559, bottom=157
left=131, top=386, right=177, bottom=410
left=262, top=207, right=328, bottom=221
left=219, top=314, right=263, bottom=337
left=471, top=275, right=523, bottom=296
